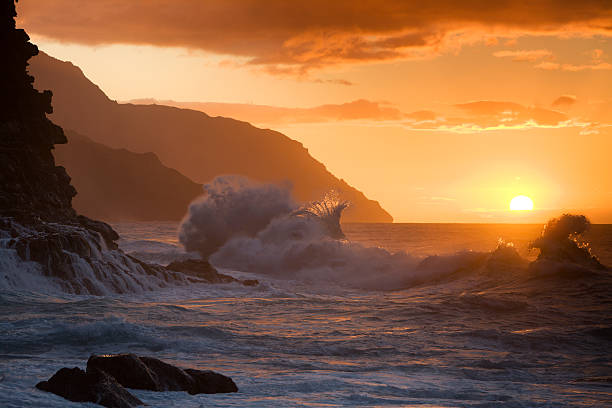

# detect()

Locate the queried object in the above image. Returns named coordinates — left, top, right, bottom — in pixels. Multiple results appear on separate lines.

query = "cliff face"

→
left=28, top=52, right=393, bottom=223
left=0, top=1, right=75, bottom=223
left=0, top=1, right=209, bottom=295
left=54, top=131, right=204, bottom=221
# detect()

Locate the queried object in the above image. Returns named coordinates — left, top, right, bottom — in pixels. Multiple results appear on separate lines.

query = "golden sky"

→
left=17, top=1, right=612, bottom=222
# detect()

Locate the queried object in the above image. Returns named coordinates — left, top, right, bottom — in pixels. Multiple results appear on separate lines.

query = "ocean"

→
left=1, top=222, right=611, bottom=407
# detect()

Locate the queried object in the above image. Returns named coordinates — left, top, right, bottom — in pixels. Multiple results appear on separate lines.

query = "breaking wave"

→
left=179, top=176, right=296, bottom=258
left=191, top=179, right=608, bottom=291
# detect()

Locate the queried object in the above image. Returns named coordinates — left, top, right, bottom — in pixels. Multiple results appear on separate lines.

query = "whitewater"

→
left=1, top=179, right=611, bottom=407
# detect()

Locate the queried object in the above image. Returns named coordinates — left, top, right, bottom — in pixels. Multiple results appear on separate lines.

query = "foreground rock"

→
left=88, top=354, right=238, bottom=394
left=166, top=259, right=258, bottom=286
left=36, top=367, right=143, bottom=408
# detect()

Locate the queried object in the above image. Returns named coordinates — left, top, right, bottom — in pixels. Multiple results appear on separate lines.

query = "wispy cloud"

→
left=493, top=49, right=553, bottom=62
left=129, top=98, right=606, bottom=134
left=534, top=48, right=612, bottom=71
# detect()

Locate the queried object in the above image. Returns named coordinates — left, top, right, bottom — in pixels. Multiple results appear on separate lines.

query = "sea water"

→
left=1, top=222, right=611, bottom=407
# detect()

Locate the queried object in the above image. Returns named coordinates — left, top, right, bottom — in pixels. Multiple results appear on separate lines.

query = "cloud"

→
left=552, top=95, right=577, bottom=107
left=17, top=0, right=612, bottom=73
left=535, top=48, right=612, bottom=71
left=129, top=98, right=403, bottom=124
left=129, top=98, right=602, bottom=134
left=401, top=101, right=588, bottom=133
left=493, top=49, right=553, bottom=62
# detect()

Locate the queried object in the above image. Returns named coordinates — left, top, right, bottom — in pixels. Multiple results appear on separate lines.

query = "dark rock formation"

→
left=54, top=131, right=204, bottom=221
left=29, top=51, right=393, bottom=223
left=0, top=0, right=75, bottom=223
left=0, top=1, right=222, bottom=295
left=88, top=354, right=238, bottom=394
left=0, top=217, right=204, bottom=295
left=166, top=259, right=258, bottom=286
left=36, top=367, right=143, bottom=408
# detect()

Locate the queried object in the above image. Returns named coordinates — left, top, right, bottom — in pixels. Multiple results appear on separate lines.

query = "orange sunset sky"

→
left=17, top=1, right=612, bottom=223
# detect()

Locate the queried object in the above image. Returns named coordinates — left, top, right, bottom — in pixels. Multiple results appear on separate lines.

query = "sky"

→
left=17, top=0, right=612, bottom=223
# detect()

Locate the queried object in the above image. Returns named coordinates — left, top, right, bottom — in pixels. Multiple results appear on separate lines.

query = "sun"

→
left=509, top=195, right=534, bottom=211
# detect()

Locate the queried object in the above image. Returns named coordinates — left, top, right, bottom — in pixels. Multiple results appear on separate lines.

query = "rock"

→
left=88, top=354, right=238, bottom=394
left=77, top=214, right=119, bottom=249
left=0, top=0, right=76, bottom=224
left=166, top=259, right=258, bottom=286
left=36, top=367, right=143, bottom=408
left=242, top=279, right=259, bottom=286
left=166, top=259, right=234, bottom=283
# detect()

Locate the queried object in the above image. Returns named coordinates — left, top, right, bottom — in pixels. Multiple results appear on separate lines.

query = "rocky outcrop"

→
left=88, top=354, right=238, bottom=394
left=36, top=367, right=143, bottom=408
left=0, top=1, right=217, bottom=295
left=54, top=131, right=204, bottom=221
left=29, top=51, right=393, bottom=223
left=0, top=1, right=75, bottom=223
left=0, top=217, right=205, bottom=294
left=36, top=355, right=238, bottom=407
left=166, top=259, right=259, bottom=286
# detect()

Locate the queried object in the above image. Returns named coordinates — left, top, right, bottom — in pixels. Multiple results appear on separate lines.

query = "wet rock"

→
left=77, top=215, right=119, bottom=249
left=242, top=279, right=259, bottom=286
left=166, top=259, right=258, bottom=286
left=36, top=366, right=143, bottom=408
left=88, top=354, right=238, bottom=394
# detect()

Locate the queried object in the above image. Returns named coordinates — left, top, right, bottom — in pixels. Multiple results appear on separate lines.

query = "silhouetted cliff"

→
left=29, top=52, right=392, bottom=223
left=0, top=2, right=228, bottom=295
left=55, top=131, right=203, bottom=221
left=0, top=2, right=75, bottom=223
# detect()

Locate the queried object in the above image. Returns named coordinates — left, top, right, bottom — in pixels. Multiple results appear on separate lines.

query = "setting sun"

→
left=510, top=195, right=534, bottom=211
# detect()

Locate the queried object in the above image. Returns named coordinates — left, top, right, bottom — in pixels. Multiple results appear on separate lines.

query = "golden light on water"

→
left=509, top=195, right=534, bottom=211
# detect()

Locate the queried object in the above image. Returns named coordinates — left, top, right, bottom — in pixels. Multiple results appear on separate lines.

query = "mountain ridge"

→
left=29, top=52, right=392, bottom=223
left=55, top=130, right=204, bottom=221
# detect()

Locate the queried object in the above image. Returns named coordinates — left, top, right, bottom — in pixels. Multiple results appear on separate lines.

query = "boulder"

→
left=88, top=354, right=238, bottom=394
left=36, top=367, right=142, bottom=408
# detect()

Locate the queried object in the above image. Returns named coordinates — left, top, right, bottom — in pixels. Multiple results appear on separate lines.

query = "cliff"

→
left=0, top=1, right=221, bottom=295
left=28, top=52, right=392, bottom=223
left=55, top=131, right=203, bottom=221
left=0, top=2, right=75, bottom=223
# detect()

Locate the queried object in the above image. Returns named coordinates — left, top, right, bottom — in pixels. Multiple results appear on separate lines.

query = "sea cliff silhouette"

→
left=28, top=52, right=392, bottom=223
left=0, top=1, right=242, bottom=294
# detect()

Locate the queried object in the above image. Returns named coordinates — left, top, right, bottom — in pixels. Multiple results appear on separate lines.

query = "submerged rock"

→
left=88, top=354, right=238, bottom=394
left=36, top=367, right=143, bottom=408
left=166, top=259, right=258, bottom=286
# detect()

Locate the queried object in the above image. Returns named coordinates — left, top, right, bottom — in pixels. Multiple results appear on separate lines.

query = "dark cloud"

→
left=552, top=95, right=577, bottom=107
left=17, top=0, right=612, bottom=72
